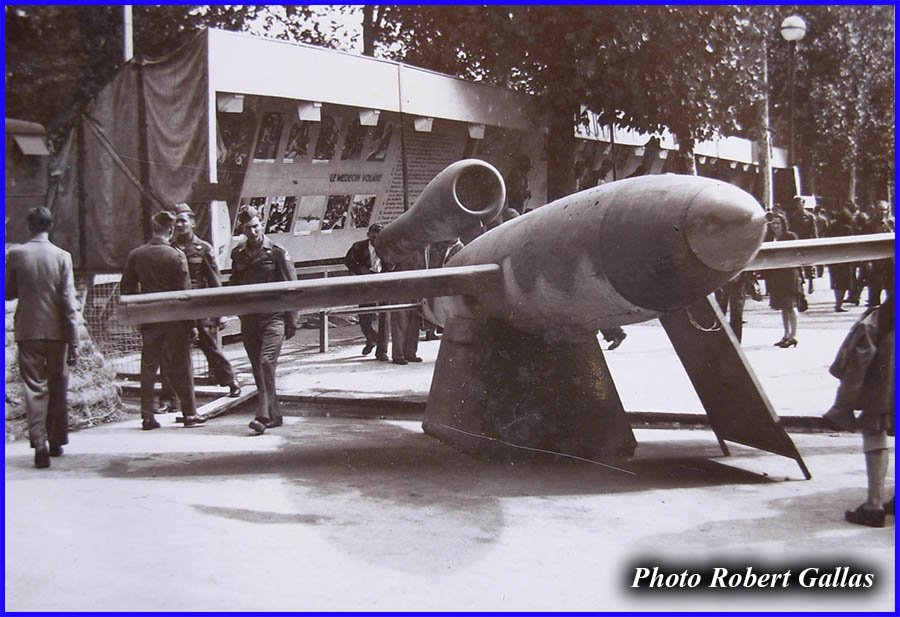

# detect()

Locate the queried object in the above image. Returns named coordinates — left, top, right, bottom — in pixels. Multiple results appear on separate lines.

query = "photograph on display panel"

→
left=235, top=196, right=267, bottom=234
left=321, top=194, right=352, bottom=230
left=313, top=114, right=341, bottom=162
left=293, top=195, right=327, bottom=234
left=349, top=194, right=377, bottom=228
left=252, top=111, right=284, bottom=161
left=283, top=121, right=311, bottom=162
left=341, top=118, right=366, bottom=161
left=366, top=119, right=393, bottom=162
left=264, top=195, right=297, bottom=234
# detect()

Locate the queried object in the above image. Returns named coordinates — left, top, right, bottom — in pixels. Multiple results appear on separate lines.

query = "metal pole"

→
left=759, top=38, right=774, bottom=211
left=123, top=5, right=133, bottom=62
left=788, top=40, right=795, bottom=167
left=609, top=124, right=617, bottom=181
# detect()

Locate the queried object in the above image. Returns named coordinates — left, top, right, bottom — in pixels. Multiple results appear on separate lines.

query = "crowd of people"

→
left=716, top=196, right=894, bottom=350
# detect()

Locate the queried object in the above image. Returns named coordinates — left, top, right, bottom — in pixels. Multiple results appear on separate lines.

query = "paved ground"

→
left=5, top=279, right=895, bottom=611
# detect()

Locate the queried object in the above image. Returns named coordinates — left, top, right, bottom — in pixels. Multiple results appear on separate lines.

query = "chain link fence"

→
left=80, top=275, right=210, bottom=381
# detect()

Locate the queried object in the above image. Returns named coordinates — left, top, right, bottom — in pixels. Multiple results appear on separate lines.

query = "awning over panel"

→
left=13, top=134, right=50, bottom=156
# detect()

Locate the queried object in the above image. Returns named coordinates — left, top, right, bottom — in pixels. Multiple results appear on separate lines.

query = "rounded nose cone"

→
left=684, top=184, right=767, bottom=272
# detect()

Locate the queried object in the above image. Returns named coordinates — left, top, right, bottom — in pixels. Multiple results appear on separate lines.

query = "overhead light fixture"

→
left=467, top=123, right=485, bottom=139
left=216, top=93, right=244, bottom=113
left=298, top=101, right=322, bottom=122
left=413, top=116, right=433, bottom=132
left=359, top=109, right=381, bottom=126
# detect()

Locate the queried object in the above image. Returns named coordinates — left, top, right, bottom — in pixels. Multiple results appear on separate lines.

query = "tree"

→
left=784, top=6, right=894, bottom=207
left=5, top=5, right=280, bottom=150
left=360, top=6, right=771, bottom=196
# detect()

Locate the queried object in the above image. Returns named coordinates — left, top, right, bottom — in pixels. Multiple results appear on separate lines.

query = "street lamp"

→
left=780, top=14, right=807, bottom=168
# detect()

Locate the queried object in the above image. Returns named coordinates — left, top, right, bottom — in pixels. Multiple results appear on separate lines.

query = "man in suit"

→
left=344, top=223, right=388, bottom=361
left=121, top=211, right=207, bottom=430
left=6, top=206, right=80, bottom=468
left=230, top=206, right=299, bottom=435
left=158, top=203, right=241, bottom=413
left=386, top=250, right=424, bottom=366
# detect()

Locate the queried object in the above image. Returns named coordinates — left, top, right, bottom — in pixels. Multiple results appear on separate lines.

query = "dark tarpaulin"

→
left=47, top=31, right=209, bottom=271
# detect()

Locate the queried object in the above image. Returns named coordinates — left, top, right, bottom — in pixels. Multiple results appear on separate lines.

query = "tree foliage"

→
left=6, top=5, right=892, bottom=203
left=363, top=5, right=892, bottom=203
left=6, top=5, right=269, bottom=149
left=784, top=5, right=894, bottom=204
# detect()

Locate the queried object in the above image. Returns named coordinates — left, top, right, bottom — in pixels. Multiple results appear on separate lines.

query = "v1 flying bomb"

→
left=119, top=160, right=894, bottom=477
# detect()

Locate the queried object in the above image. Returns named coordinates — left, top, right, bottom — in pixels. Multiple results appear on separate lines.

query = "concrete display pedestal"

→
left=423, top=317, right=636, bottom=463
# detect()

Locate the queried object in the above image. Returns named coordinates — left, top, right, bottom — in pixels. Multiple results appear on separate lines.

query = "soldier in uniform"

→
left=230, top=206, right=299, bottom=434
left=121, top=211, right=207, bottom=429
left=158, top=204, right=241, bottom=412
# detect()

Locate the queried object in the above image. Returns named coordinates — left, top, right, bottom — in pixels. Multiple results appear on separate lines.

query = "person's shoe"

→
left=774, top=337, right=789, bottom=347
left=781, top=337, right=798, bottom=348
left=392, top=358, right=408, bottom=365
left=845, top=504, right=885, bottom=528
left=34, top=443, right=50, bottom=469
left=822, top=405, right=856, bottom=431
left=49, top=445, right=64, bottom=457
left=375, top=354, right=390, bottom=362
left=157, top=402, right=178, bottom=414
left=405, top=356, right=424, bottom=363
left=182, top=414, right=207, bottom=427
left=885, top=497, right=895, bottom=516
left=607, top=332, right=627, bottom=350
left=263, top=417, right=283, bottom=429
left=228, top=383, right=242, bottom=398
left=835, top=306, right=848, bottom=313
left=142, top=415, right=161, bottom=431
left=362, top=342, right=375, bottom=356
left=249, top=418, right=267, bottom=435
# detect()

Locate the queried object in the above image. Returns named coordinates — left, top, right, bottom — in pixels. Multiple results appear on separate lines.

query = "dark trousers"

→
left=18, top=340, right=69, bottom=449
left=359, top=303, right=388, bottom=356
left=140, top=322, right=197, bottom=416
left=390, top=306, right=420, bottom=361
left=241, top=314, right=285, bottom=421
left=715, top=284, right=746, bottom=342
left=866, top=260, right=894, bottom=307
left=161, top=319, right=236, bottom=403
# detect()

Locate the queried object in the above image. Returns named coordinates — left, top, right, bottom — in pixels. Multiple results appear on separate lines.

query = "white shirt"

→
left=368, top=243, right=381, bottom=273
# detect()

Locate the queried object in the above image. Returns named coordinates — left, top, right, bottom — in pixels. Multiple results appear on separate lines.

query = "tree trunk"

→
left=545, top=102, right=577, bottom=201
left=674, top=132, right=697, bottom=176
left=362, top=6, right=376, bottom=57
left=846, top=158, right=858, bottom=207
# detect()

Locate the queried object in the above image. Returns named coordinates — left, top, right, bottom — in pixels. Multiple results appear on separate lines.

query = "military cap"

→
left=152, top=210, right=177, bottom=227
left=174, top=203, right=194, bottom=216
left=236, top=206, right=259, bottom=226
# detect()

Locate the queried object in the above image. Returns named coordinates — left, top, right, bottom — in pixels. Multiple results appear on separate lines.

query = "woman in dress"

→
left=764, top=213, right=801, bottom=347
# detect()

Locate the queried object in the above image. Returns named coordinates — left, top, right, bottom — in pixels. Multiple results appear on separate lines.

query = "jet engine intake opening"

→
left=454, top=164, right=505, bottom=217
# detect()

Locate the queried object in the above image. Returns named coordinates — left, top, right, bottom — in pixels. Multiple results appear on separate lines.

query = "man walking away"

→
left=120, top=211, right=207, bottom=430
left=6, top=207, right=80, bottom=468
